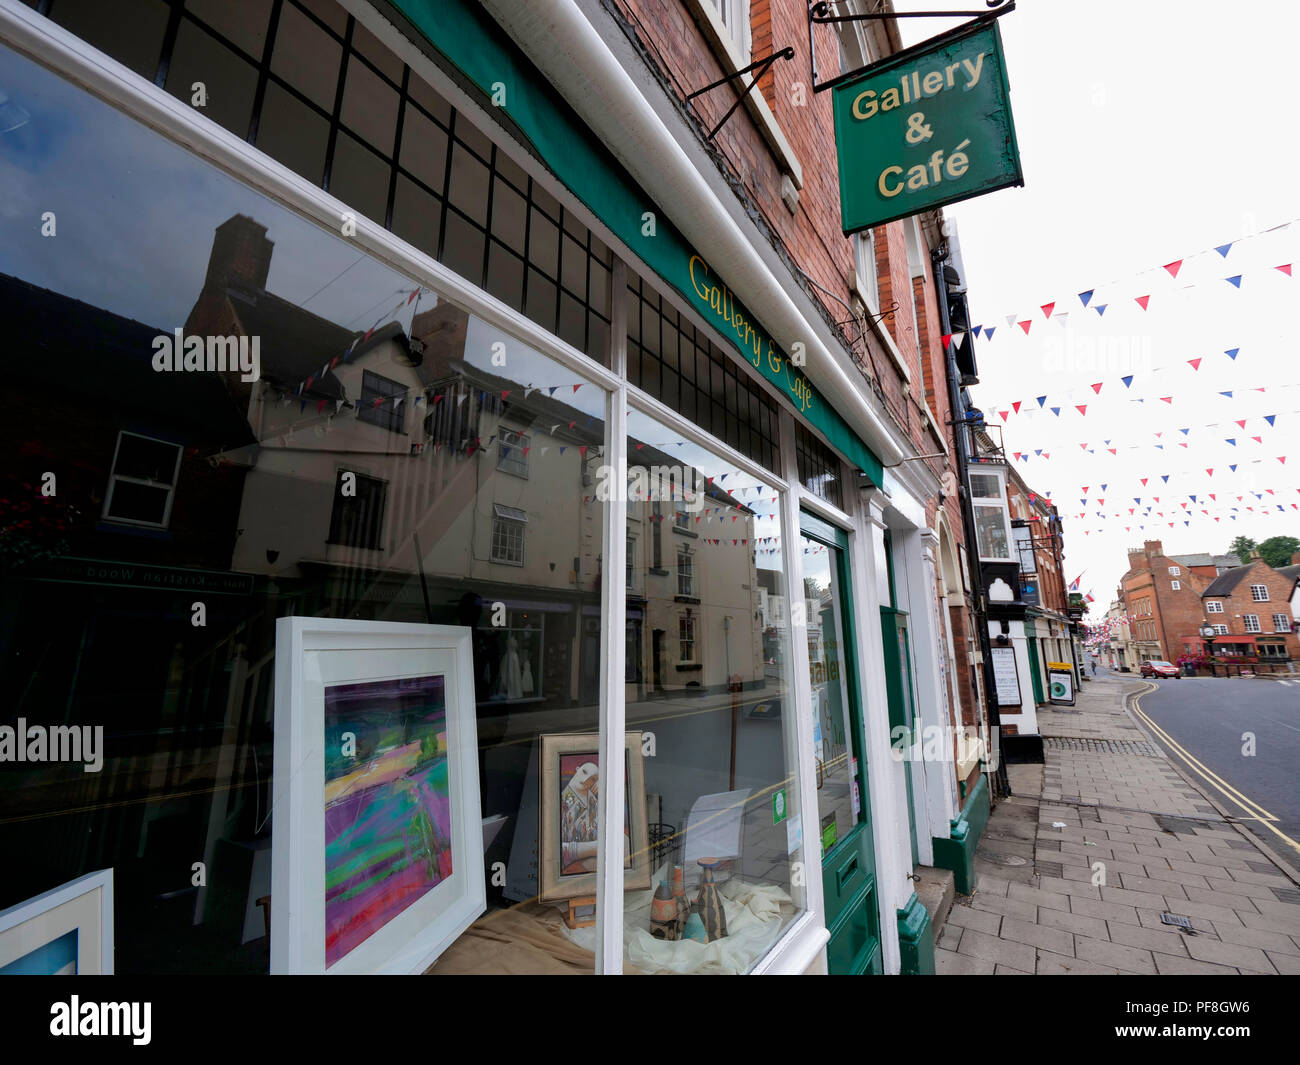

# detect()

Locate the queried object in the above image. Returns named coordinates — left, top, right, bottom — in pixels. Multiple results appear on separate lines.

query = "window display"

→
left=622, top=412, right=804, bottom=974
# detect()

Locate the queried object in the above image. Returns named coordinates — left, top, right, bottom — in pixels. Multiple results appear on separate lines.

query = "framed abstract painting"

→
left=271, top=619, right=484, bottom=974
left=0, top=869, right=114, bottom=975
left=538, top=732, right=650, bottom=901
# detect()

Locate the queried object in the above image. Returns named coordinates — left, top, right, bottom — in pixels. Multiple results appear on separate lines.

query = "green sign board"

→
left=772, top=788, right=787, bottom=825
left=832, top=19, right=1022, bottom=234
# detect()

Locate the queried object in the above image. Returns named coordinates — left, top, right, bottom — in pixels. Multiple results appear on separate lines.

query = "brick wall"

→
left=1206, top=560, right=1300, bottom=659
left=615, top=0, right=935, bottom=456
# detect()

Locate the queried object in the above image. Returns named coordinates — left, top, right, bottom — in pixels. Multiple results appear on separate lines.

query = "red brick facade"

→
left=1119, top=540, right=1216, bottom=662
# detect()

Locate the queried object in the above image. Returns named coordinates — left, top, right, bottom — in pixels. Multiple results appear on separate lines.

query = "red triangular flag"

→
left=1206, top=468, right=1213, bottom=477
left=1012, top=401, right=1022, bottom=413
left=999, top=410, right=1010, bottom=422
left=1160, top=396, right=1173, bottom=404
left=1187, top=358, right=1201, bottom=370
left=1163, top=260, right=1182, bottom=278
left=1277, top=264, right=1293, bottom=276
left=1041, top=302, right=1056, bottom=318
left=1135, top=295, right=1150, bottom=310
left=1140, top=478, right=1148, bottom=485
left=1018, top=320, right=1032, bottom=335
left=1091, top=382, right=1103, bottom=394
left=940, top=333, right=954, bottom=349
left=1076, top=404, right=1087, bottom=415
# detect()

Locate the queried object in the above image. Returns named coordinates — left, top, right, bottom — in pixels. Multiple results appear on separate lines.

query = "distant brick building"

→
left=1179, top=555, right=1300, bottom=674
left=1118, top=540, right=1220, bottom=664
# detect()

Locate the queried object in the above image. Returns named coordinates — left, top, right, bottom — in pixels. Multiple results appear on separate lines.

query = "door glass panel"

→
left=801, top=535, right=860, bottom=857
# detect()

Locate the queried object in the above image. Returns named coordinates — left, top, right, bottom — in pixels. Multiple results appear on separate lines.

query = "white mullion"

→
left=776, top=408, right=827, bottom=951
left=594, top=258, right=629, bottom=974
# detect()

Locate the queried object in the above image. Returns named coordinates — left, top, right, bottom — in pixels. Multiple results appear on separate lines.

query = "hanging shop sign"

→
left=832, top=19, right=1022, bottom=233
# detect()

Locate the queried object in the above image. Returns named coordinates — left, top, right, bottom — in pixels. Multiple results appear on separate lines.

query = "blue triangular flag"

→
left=1180, top=428, right=1189, bottom=435
left=1230, top=464, right=1238, bottom=472
left=1034, top=449, right=1043, bottom=456
left=1189, top=495, right=1197, bottom=503
left=1161, top=475, right=1170, bottom=483
left=1078, top=289, right=1094, bottom=307
left=1036, top=395, right=1047, bottom=407
left=1265, top=415, right=1276, bottom=426
left=984, top=327, right=996, bottom=340
left=1051, top=407, right=1061, bottom=416
left=1121, top=375, right=1133, bottom=388
left=1101, top=484, right=1107, bottom=491
left=1226, top=438, right=1236, bottom=446
left=1095, top=304, right=1107, bottom=316
left=1220, top=391, right=1233, bottom=398
left=1134, top=498, right=1141, bottom=504
left=1216, top=243, right=1233, bottom=257
left=1224, top=348, right=1239, bottom=360
left=1226, top=275, right=1242, bottom=288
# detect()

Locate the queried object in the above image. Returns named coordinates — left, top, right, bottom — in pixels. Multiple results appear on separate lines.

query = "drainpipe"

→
left=930, top=242, right=1010, bottom=800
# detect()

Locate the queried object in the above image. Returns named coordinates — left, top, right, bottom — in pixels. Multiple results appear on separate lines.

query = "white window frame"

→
left=626, top=533, right=636, bottom=591
left=1250, top=584, right=1270, bottom=602
left=102, top=429, right=183, bottom=529
left=969, top=469, right=1014, bottom=562
left=1171, top=580, right=1180, bottom=591
left=1168, top=566, right=1180, bottom=576
left=1244, top=614, right=1261, bottom=633
left=677, top=547, right=695, bottom=598
left=678, top=611, right=697, bottom=663
left=1213, top=624, right=1229, bottom=636
left=1206, top=600, right=1224, bottom=613
left=490, top=504, right=527, bottom=566
left=852, top=229, right=879, bottom=314
left=496, top=427, right=530, bottom=478
left=1272, top=613, right=1291, bottom=633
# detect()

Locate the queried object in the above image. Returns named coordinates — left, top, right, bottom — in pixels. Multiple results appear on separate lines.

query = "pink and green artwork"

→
left=323, top=674, right=451, bottom=967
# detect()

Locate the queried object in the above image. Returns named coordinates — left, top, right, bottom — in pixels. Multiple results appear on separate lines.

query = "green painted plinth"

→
left=931, top=774, right=991, bottom=895
left=896, top=891, right=934, bottom=975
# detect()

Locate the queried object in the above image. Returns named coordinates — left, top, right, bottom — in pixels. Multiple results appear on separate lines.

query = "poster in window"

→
left=0, top=869, right=114, bottom=975
left=272, top=618, right=484, bottom=974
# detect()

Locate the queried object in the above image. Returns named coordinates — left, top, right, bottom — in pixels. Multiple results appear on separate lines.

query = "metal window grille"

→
left=795, top=421, right=843, bottom=508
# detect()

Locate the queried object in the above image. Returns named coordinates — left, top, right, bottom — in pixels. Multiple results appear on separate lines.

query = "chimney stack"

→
left=204, top=214, right=274, bottom=293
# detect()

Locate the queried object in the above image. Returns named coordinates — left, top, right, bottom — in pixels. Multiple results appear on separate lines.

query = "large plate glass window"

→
left=0, top=39, right=609, bottom=974
left=621, top=411, right=803, bottom=973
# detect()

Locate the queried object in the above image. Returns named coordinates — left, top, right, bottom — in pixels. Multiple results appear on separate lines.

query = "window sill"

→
left=675, top=662, right=703, bottom=673
left=96, top=520, right=173, bottom=540
left=648, top=567, right=670, bottom=577
left=672, top=526, right=698, bottom=538
left=675, top=595, right=701, bottom=605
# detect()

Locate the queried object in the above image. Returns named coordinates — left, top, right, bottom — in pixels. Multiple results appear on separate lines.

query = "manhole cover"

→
left=981, top=853, right=1028, bottom=867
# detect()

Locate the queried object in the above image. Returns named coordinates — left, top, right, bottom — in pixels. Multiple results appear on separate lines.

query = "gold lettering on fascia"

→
left=850, top=52, right=987, bottom=122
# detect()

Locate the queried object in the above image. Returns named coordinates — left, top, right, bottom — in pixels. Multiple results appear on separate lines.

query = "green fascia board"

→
left=895, top=890, right=935, bottom=975
left=930, top=773, right=990, bottom=895
left=386, top=0, right=885, bottom=485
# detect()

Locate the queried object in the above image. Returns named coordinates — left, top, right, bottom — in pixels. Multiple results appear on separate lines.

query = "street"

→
left=1127, top=673, right=1300, bottom=877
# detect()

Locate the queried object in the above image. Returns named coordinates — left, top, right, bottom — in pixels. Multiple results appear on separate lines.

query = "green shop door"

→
left=801, top=513, right=882, bottom=975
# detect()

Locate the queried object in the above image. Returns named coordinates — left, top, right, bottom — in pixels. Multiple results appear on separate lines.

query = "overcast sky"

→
left=894, top=0, right=1300, bottom=608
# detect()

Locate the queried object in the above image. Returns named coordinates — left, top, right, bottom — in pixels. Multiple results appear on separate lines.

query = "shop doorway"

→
left=880, top=606, right=921, bottom=866
left=800, top=513, right=881, bottom=975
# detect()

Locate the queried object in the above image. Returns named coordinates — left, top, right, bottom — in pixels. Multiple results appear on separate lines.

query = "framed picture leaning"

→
left=271, top=618, right=484, bottom=974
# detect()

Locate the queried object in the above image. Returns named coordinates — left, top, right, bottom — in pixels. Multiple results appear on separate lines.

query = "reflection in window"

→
left=104, top=431, right=181, bottom=527
left=490, top=505, right=527, bottom=565
left=623, top=412, right=803, bottom=973
left=975, top=505, right=1010, bottom=560
left=0, top=40, right=609, bottom=974
left=496, top=428, right=530, bottom=478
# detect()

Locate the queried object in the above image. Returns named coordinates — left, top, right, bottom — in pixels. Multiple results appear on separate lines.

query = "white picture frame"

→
left=271, top=618, right=484, bottom=974
left=0, top=869, right=114, bottom=975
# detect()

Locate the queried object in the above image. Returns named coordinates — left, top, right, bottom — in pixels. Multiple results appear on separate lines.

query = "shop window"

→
left=163, top=18, right=260, bottom=139
left=1244, top=614, right=1261, bottom=633
left=328, top=470, right=386, bottom=549
left=1273, top=614, right=1291, bottom=633
left=357, top=370, right=407, bottom=433
left=496, top=428, right=530, bottom=478
left=491, top=505, right=527, bottom=565
left=626, top=269, right=780, bottom=473
left=46, top=0, right=171, bottom=80
left=625, top=411, right=805, bottom=973
left=1206, top=600, right=1224, bottom=613
left=795, top=422, right=844, bottom=509
left=0, top=32, right=622, bottom=976
left=103, top=431, right=182, bottom=528
left=1250, top=584, right=1270, bottom=602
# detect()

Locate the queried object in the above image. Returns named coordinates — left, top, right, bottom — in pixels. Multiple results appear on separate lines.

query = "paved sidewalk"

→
left=937, top=671, right=1300, bottom=975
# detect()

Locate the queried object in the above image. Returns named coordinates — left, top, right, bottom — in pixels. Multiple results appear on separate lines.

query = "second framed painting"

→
left=271, top=618, right=484, bottom=974
left=539, top=732, right=651, bottom=901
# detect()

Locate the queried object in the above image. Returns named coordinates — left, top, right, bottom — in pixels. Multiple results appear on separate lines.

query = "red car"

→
left=1141, top=660, right=1180, bottom=679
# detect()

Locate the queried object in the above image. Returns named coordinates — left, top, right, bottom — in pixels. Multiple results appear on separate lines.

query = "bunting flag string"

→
left=963, top=215, right=1298, bottom=337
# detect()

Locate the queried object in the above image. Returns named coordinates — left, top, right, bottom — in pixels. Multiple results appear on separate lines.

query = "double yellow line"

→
left=1130, top=683, right=1300, bottom=858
